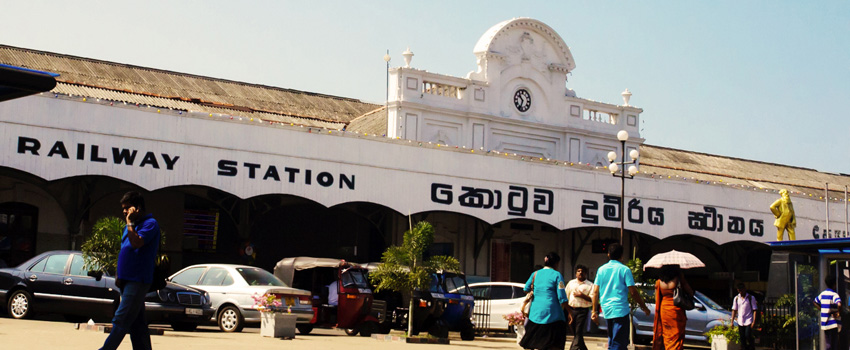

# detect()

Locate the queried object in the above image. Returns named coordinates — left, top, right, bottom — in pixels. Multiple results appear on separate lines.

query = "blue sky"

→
left=2, top=1, right=849, bottom=175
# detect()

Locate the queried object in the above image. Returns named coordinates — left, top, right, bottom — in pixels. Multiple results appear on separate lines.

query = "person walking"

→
left=565, top=264, right=593, bottom=350
left=590, top=243, right=650, bottom=350
left=731, top=283, right=758, bottom=350
left=652, top=265, right=692, bottom=350
left=815, top=275, right=842, bottom=350
left=100, top=191, right=161, bottom=350
left=519, top=252, right=570, bottom=350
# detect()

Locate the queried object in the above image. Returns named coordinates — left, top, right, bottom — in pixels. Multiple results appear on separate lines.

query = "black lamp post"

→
left=607, top=130, right=640, bottom=245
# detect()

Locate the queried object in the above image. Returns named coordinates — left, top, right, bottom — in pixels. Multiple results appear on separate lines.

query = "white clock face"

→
left=514, top=89, right=531, bottom=112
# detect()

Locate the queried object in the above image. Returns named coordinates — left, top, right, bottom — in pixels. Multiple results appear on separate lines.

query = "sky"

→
left=2, top=1, right=849, bottom=175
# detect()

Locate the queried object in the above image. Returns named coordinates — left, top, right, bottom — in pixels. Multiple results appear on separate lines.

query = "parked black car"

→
left=0, top=250, right=214, bottom=331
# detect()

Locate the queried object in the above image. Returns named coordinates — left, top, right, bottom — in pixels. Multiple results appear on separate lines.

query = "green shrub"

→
left=706, top=322, right=739, bottom=344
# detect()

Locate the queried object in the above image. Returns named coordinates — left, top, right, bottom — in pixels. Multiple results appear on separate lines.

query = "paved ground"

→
left=0, top=315, right=711, bottom=350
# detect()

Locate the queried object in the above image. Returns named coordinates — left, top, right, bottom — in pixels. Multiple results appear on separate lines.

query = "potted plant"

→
left=706, top=322, right=740, bottom=350
left=503, top=311, right=527, bottom=344
left=253, top=293, right=297, bottom=338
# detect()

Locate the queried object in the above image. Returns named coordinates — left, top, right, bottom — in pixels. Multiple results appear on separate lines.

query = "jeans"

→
left=570, top=307, right=590, bottom=350
left=100, top=281, right=152, bottom=350
left=738, top=325, right=755, bottom=350
left=607, top=315, right=630, bottom=350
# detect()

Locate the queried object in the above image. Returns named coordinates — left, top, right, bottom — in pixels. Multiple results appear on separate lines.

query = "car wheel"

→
left=296, top=324, right=314, bottom=335
left=345, top=328, right=358, bottom=336
left=171, top=322, right=198, bottom=332
left=8, top=290, right=33, bottom=319
left=460, top=326, right=475, bottom=341
left=217, top=306, right=244, bottom=332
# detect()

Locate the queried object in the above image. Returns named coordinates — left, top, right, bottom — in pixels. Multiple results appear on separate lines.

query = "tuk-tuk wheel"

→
left=345, top=328, right=359, bottom=336
left=359, top=322, right=375, bottom=337
left=296, top=324, right=314, bottom=335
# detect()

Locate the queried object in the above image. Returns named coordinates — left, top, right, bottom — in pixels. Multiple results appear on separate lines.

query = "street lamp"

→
left=383, top=50, right=391, bottom=107
left=607, top=130, right=639, bottom=245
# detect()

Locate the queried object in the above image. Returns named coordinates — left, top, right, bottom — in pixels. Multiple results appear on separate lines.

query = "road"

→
left=0, top=314, right=712, bottom=350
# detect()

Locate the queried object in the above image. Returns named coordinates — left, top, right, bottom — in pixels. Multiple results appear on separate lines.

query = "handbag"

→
left=521, top=272, right=537, bottom=317
left=673, top=284, right=695, bottom=310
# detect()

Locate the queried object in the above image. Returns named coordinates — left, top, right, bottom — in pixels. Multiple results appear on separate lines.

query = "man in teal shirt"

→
left=590, top=243, right=649, bottom=350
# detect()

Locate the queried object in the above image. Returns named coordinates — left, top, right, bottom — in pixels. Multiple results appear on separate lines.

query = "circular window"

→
left=514, top=89, right=531, bottom=112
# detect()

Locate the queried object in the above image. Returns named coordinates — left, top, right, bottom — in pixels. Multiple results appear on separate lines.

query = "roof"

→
left=639, top=144, right=850, bottom=198
left=346, top=107, right=388, bottom=135
left=1, top=45, right=847, bottom=200
left=273, top=256, right=361, bottom=286
left=0, top=64, right=57, bottom=102
left=0, top=44, right=379, bottom=126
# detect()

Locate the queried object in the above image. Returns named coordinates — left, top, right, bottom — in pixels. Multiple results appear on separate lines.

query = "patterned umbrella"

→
left=643, top=250, right=705, bottom=270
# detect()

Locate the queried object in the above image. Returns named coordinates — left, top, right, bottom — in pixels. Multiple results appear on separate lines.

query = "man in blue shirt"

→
left=101, top=191, right=160, bottom=350
left=590, top=243, right=650, bottom=350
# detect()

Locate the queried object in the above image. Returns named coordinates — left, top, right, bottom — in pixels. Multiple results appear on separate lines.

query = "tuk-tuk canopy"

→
left=274, top=256, right=362, bottom=286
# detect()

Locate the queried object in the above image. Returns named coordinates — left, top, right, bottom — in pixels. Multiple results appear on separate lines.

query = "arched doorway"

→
left=0, top=202, right=38, bottom=267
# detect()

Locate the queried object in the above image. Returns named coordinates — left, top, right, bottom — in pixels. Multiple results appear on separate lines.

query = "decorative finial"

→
left=402, top=47, right=414, bottom=68
left=621, top=88, right=632, bottom=106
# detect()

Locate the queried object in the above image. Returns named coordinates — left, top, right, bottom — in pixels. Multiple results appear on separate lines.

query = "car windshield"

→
left=443, top=274, right=470, bottom=295
left=340, top=268, right=369, bottom=289
left=237, top=267, right=286, bottom=286
left=695, top=291, right=725, bottom=310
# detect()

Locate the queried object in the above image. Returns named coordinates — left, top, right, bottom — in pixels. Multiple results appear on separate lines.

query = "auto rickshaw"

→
left=438, top=270, right=475, bottom=340
left=274, top=257, right=384, bottom=336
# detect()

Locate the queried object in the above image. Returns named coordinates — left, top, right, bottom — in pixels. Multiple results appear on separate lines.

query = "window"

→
left=29, top=256, right=47, bottom=272
left=43, top=254, right=69, bottom=274
left=69, top=254, right=87, bottom=276
left=469, top=286, right=489, bottom=298
left=199, top=267, right=229, bottom=286
left=236, top=267, right=285, bottom=286
left=340, top=269, right=369, bottom=289
left=513, top=286, right=527, bottom=298
left=171, top=267, right=206, bottom=285
left=491, top=286, right=514, bottom=300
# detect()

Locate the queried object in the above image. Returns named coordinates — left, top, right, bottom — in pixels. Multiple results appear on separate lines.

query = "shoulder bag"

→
left=148, top=230, right=169, bottom=292
left=673, top=284, right=695, bottom=311
left=521, top=272, right=537, bottom=317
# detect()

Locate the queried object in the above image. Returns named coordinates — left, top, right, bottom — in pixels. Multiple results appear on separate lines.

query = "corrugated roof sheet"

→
left=347, top=107, right=388, bottom=135
left=640, top=144, right=850, bottom=197
left=0, top=45, right=378, bottom=123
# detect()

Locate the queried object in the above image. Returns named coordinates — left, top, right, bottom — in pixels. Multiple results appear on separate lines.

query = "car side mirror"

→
left=87, top=270, right=103, bottom=281
left=695, top=302, right=705, bottom=310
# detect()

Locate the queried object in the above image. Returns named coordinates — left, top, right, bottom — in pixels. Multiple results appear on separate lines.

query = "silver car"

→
left=168, top=264, right=312, bottom=332
left=596, top=287, right=731, bottom=343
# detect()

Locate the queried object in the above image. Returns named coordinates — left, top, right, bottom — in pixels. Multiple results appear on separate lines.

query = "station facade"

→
left=1, top=18, right=848, bottom=301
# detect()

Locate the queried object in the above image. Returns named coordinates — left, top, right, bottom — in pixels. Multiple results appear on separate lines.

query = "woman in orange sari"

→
left=652, top=265, right=692, bottom=350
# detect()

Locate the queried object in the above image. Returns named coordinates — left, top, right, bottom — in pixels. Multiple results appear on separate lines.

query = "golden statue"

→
left=769, top=189, right=796, bottom=241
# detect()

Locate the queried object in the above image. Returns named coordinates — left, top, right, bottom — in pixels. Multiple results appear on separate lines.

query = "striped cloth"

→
left=815, top=288, right=842, bottom=330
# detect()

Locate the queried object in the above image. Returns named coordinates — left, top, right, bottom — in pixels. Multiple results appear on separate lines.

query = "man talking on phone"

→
left=101, top=191, right=160, bottom=350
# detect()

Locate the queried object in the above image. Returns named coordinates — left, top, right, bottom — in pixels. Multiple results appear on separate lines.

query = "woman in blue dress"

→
left=520, top=252, right=569, bottom=350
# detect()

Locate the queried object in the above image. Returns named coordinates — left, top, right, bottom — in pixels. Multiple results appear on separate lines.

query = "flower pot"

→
left=515, top=324, right=525, bottom=345
left=711, top=334, right=740, bottom=350
left=261, top=312, right=297, bottom=338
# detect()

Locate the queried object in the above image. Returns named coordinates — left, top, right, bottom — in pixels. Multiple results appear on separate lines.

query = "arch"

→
left=473, top=18, right=576, bottom=72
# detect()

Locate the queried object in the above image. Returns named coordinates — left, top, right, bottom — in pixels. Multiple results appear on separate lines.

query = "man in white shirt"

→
left=731, top=283, right=758, bottom=350
left=327, top=280, right=339, bottom=306
left=565, top=264, right=593, bottom=350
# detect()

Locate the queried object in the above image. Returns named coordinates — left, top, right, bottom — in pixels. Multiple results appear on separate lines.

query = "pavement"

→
left=0, top=315, right=710, bottom=350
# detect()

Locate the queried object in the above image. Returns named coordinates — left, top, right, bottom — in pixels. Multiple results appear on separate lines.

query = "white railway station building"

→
left=1, top=18, right=847, bottom=300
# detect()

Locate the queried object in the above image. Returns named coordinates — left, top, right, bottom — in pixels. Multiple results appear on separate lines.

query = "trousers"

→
left=100, top=281, right=152, bottom=350
left=569, top=307, right=590, bottom=350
